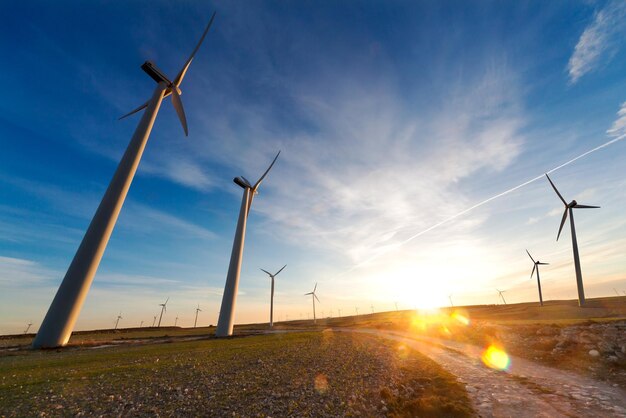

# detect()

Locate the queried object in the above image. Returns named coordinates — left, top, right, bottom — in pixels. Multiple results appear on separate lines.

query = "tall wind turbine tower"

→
left=32, top=13, right=217, bottom=348
left=497, top=289, right=507, bottom=305
left=305, top=283, right=320, bottom=324
left=526, top=250, right=549, bottom=307
left=260, top=264, right=286, bottom=328
left=546, top=174, right=599, bottom=307
left=114, top=312, right=122, bottom=330
left=157, top=298, right=169, bottom=327
left=216, top=152, right=281, bottom=337
left=194, top=304, right=202, bottom=328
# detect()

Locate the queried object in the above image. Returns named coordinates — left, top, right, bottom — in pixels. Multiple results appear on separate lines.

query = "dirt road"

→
left=338, top=328, right=626, bottom=418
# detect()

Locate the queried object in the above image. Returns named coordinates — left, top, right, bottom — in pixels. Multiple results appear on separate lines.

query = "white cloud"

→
left=607, top=101, right=626, bottom=137
left=568, top=0, right=626, bottom=83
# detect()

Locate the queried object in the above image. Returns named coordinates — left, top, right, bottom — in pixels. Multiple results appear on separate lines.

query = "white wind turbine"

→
left=174, top=315, right=179, bottom=327
left=260, top=265, right=286, bottom=328
left=194, top=304, right=202, bottom=328
left=32, top=13, right=217, bottom=349
left=496, top=289, right=507, bottom=305
left=114, top=312, right=122, bottom=330
left=546, top=174, right=600, bottom=307
left=526, top=250, right=548, bottom=307
left=216, top=152, right=281, bottom=337
left=157, top=297, right=169, bottom=327
left=305, top=283, right=320, bottom=324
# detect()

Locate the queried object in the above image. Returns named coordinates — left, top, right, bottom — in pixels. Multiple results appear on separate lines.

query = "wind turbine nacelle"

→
left=233, top=177, right=250, bottom=189
left=141, top=61, right=172, bottom=85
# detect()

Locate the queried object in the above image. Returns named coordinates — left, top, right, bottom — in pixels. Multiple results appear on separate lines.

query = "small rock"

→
left=588, top=349, right=600, bottom=357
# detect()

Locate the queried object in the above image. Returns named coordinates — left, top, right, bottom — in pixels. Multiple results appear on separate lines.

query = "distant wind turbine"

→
left=526, top=250, right=548, bottom=307
left=355, top=307, right=359, bottom=315
left=448, top=294, right=454, bottom=307
left=194, top=304, right=202, bottom=328
left=140, top=320, right=144, bottom=328
left=174, top=315, right=179, bottom=327
left=497, top=289, right=507, bottom=305
left=114, top=312, right=122, bottom=330
left=394, top=302, right=399, bottom=311
left=32, top=13, right=217, bottom=349
left=305, top=283, right=320, bottom=324
left=546, top=174, right=599, bottom=307
left=152, top=316, right=157, bottom=327
left=216, top=152, right=281, bottom=337
left=24, top=322, right=33, bottom=334
left=157, top=298, right=169, bottom=327
left=370, top=304, right=375, bottom=314
left=261, top=264, right=286, bottom=328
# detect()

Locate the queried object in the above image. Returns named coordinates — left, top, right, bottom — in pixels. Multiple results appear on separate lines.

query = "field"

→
left=0, top=331, right=473, bottom=417
left=2, top=296, right=626, bottom=417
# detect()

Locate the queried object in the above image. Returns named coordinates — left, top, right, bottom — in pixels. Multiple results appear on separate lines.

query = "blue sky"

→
left=1, top=1, right=626, bottom=334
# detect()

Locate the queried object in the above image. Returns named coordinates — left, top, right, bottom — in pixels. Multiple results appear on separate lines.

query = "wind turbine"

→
left=152, top=316, right=157, bottom=327
left=260, top=264, right=286, bottom=328
left=305, top=283, right=320, bottom=324
left=216, top=152, right=281, bottom=337
left=174, top=315, right=179, bottom=327
left=546, top=174, right=599, bottom=307
left=194, top=304, right=202, bottom=328
left=140, top=320, right=144, bottom=328
left=394, top=302, right=399, bottom=311
left=496, top=289, right=507, bottom=305
left=355, top=307, right=359, bottom=315
left=114, top=312, right=122, bottom=330
left=526, top=250, right=548, bottom=307
left=24, top=322, right=33, bottom=334
left=157, top=298, right=169, bottom=327
left=370, top=304, right=375, bottom=314
left=448, top=294, right=454, bottom=307
left=32, top=13, right=217, bottom=349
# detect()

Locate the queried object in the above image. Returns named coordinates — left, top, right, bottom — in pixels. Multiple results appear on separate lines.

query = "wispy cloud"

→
left=567, top=0, right=626, bottom=83
left=607, top=101, right=626, bottom=137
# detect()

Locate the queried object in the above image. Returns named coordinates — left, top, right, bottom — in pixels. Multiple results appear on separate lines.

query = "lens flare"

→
left=481, top=345, right=510, bottom=371
left=451, top=311, right=470, bottom=326
left=314, top=374, right=328, bottom=393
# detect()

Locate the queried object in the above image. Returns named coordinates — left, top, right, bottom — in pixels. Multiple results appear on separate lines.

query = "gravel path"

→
left=339, top=328, right=626, bottom=418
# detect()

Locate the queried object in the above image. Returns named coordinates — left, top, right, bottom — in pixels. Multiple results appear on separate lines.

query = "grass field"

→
left=0, top=331, right=473, bottom=417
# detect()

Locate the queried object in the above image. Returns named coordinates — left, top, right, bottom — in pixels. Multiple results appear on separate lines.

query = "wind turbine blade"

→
left=305, top=292, right=313, bottom=295
left=313, top=282, right=317, bottom=293
left=538, top=262, right=549, bottom=265
left=170, top=88, right=189, bottom=136
left=173, top=11, right=217, bottom=87
left=530, top=265, right=536, bottom=279
left=545, top=174, right=567, bottom=205
left=165, top=297, right=169, bottom=305
left=557, top=208, right=568, bottom=241
left=526, top=249, right=535, bottom=263
left=315, top=294, right=320, bottom=303
left=252, top=151, right=281, bottom=191
left=118, top=100, right=149, bottom=120
left=573, top=204, right=600, bottom=209
left=274, top=264, right=287, bottom=276
left=260, top=268, right=272, bottom=276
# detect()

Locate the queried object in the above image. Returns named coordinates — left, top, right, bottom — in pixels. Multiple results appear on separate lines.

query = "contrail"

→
left=340, top=133, right=626, bottom=275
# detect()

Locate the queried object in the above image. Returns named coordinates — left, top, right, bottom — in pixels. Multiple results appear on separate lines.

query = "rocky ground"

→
left=471, top=320, right=626, bottom=387
left=0, top=331, right=473, bottom=417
